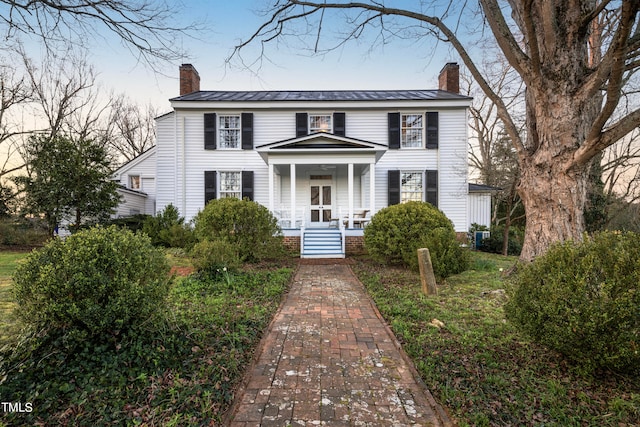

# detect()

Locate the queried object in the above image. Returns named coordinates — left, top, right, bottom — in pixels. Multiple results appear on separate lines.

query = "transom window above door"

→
left=219, top=115, right=241, bottom=149
left=309, top=114, right=332, bottom=133
left=401, top=114, right=423, bottom=148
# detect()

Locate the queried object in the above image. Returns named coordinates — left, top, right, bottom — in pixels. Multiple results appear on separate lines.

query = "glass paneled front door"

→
left=309, top=176, right=333, bottom=226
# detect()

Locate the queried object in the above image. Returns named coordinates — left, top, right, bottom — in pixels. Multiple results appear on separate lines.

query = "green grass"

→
left=352, top=251, right=640, bottom=427
left=0, top=251, right=295, bottom=426
left=0, top=251, right=29, bottom=346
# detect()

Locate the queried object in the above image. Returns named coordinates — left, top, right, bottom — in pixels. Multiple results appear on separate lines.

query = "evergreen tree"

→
left=15, top=135, right=120, bottom=235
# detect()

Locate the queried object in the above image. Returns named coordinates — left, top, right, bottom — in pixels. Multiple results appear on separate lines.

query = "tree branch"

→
left=570, top=107, right=640, bottom=168
left=234, top=0, right=528, bottom=161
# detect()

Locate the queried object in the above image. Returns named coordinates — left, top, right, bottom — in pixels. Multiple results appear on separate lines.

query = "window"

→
left=219, top=115, right=241, bottom=149
left=401, top=114, right=423, bottom=148
left=401, top=171, right=423, bottom=203
left=219, top=171, right=241, bottom=198
left=309, top=114, right=332, bottom=133
left=204, top=170, right=254, bottom=203
left=130, top=175, right=140, bottom=190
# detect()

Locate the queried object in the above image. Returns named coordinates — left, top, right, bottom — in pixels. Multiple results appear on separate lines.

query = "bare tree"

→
left=0, top=0, right=202, bottom=67
left=102, top=94, right=158, bottom=166
left=0, top=59, right=34, bottom=180
left=602, top=130, right=640, bottom=204
left=465, top=52, right=525, bottom=188
left=23, top=48, right=100, bottom=142
left=236, top=0, right=640, bottom=261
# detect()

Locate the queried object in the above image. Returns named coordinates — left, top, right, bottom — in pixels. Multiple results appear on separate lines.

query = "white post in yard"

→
left=417, top=248, right=438, bottom=295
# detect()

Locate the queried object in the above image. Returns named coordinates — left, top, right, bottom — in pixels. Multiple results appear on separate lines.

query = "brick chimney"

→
left=179, top=64, right=200, bottom=96
left=438, top=62, right=460, bottom=94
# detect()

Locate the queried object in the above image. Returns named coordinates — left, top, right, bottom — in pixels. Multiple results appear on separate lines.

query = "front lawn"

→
left=0, top=253, right=295, bottom=426
left=0, top=251, right=29, bottom=346
left=352, top=251, right=640, bottom=427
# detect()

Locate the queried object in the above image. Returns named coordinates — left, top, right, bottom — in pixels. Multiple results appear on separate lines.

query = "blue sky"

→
left=88, top=0, right=460, bottom=112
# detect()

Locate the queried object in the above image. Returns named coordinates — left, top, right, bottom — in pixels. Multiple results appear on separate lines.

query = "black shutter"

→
left=388, top=170, right=400, bottom=205
left=426, top=112, right=439, bottom=149
left=388, top=112, right=400, bottom=149
left=425, top=170, right=438, bottom=207
left=333, top=112, right=346, bottom=136
left=241, top=171, right=254, bottom=201
left=241, top=112, right=253, bottom=150
left=296, top=112, right=308, bottom=137
left=204, top=113, right=217, bottom=150
left=204, top=171, right=217, bottom=204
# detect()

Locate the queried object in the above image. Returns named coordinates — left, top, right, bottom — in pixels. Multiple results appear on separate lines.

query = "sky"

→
left=86, top=0, right=461, bottom=113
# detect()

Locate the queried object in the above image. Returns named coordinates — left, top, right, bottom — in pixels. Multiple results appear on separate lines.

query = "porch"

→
left=258, top=132, right=385, bottom=258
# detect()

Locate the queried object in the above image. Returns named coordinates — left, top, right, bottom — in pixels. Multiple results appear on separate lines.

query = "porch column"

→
left=348, top=163, right=354, bottom=228
left=290, top=163, right=296, bottom=227
left=369, top=162, right=376, bottom=215
left=268, top=162, right=274, bottom=213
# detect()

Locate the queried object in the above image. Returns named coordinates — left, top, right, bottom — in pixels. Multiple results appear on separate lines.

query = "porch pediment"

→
left=257, top=133, right=386, bottom=163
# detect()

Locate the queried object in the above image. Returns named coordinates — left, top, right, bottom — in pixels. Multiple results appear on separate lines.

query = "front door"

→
left=309, top=176, right=333, bottom=227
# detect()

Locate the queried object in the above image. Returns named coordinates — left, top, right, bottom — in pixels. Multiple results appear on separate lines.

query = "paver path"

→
left=227, top=261, right=452, bottom=426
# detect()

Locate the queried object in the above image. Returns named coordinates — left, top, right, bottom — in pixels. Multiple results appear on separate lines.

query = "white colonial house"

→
left=113, top=63, right=493, bottom=258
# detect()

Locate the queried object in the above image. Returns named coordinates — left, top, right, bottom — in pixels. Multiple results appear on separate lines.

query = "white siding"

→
left=468, top=193, right=491, bottom=228
left=153, top=100, right=470, bottom=230
left=114, top=189, right=147, bottom=217
left=112, top=148, right=157, bottom=215
left=342, top=110, right=388, bottom=145
left=437, top=109, right=469, bottom=232
left=155, top=113, right=177, bottom=216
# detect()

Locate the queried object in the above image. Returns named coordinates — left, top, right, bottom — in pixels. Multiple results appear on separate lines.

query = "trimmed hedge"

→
left=505, top=231, right=640, bottom=373
left=193, top=198, right=284, bottom=263
left=13, top=226, right=171, bottom=341
left=364, top=201, right=468, bottom=279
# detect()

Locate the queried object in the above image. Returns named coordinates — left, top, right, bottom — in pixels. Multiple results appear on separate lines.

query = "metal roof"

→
left=171, top=89, right=471, bottom=102
left=469, top=183, right=502, bottom=192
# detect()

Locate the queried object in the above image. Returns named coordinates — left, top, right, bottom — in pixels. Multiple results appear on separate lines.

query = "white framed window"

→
left=219, top=115, right=241, bottom=149
left=309, top=114, right=332, bottom=133
left=401, top=114, right=423, bottom=148
left=219, top=171, right=241, bottom=198
left=129, top=175, right=141, bottom=190
left=401, top=171, right=423, bottom=203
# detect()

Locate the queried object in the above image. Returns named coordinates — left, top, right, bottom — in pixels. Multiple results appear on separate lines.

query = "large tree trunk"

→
left=517, top=82, right=598, bottom=261
left=518, top=161, right=588, bottom=261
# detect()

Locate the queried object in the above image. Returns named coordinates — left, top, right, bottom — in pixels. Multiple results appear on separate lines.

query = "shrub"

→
left=477, top=225, right=523, bottom=256
left=190, top=239, right=242, bottom=272
left=193, top=198, right=284, bottom=262
left=142, top=204, right=195, bottom=249
left=505, top=231, right=640, bottom=374
left=418, top=227, right=470, bottom=280
left=106, top=214, right=149, bottom=233
left=364, top=201, right=467, bottom=278
left=0, top=217, right=49, bottom=246
left=13, top=226, right=171, bottom=341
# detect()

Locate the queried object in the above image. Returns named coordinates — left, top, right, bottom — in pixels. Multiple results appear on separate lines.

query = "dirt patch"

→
left=170, top=266, right=195, bottom=277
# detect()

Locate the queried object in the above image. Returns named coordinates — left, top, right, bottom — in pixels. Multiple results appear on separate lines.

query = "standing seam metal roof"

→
left=170, top=90, right=471, bottom=102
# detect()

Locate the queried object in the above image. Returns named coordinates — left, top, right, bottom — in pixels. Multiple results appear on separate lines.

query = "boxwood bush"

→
left=142, top=204, right=195, bottom=249
left=13, top=226, right=171, bottom=342
left=364, top=201, right=468, bottom=279
left=193, top=198, right=284, bottom=263
left=505, top=231, right=640, bottom=373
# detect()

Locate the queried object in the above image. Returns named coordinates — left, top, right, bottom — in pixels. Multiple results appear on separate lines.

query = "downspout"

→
left=173, top=112, right=178, bottom=209
left=181, top=116, right=186, bottom=215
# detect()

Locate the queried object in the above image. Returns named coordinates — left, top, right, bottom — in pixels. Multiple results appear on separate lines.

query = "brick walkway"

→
left=227, top=261, right=453, bottom=426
